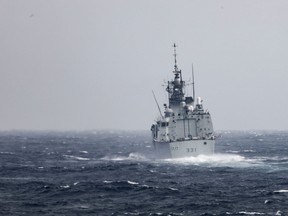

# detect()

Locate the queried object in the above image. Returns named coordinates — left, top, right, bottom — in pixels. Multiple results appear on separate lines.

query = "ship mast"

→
left=167, top=43, right=185, bottom=108
left=192, top=64, right=195, bottom=104
left=173, top=43, right=182, bottom=80
left=173, top=43, right=178, bottom=71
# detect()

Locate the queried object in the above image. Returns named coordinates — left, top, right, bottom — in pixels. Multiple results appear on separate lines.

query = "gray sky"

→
left=1, top=0, right=288, bottom=131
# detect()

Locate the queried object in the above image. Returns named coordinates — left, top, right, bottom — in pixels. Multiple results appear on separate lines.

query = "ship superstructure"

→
left=151, top=44, right=215, bottom=158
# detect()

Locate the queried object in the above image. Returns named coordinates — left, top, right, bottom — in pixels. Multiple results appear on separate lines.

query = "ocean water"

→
left=0, top=131, right=288, bottom=216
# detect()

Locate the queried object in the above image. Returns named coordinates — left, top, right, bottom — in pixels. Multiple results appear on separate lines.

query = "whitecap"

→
left=103, top=180, right=113, bottom=184
left=243, top=150, right=256, bottom=153
left=127, top=180, right=139, bottom=185
left=264, top=200, right=271, bottom=204
left=274, top=189, right=288, bottom=193
left=257, top=139, right=263, bottom=142
left=100, top=155, right=126, bottom=161
left=80, top=151, right=88, bottom=154
left=226, top=150, right=240, bottom=153
left=60, top=185, right=70, bottom=189
left=0, top=151, right=15, bottom=155
left=238, top=211, right=264, bottom=215
left=168, top=187, right=178, bottom=191
left=63, top=155, right=90, bottom=161
left=124, top=212, right=140, bottom=215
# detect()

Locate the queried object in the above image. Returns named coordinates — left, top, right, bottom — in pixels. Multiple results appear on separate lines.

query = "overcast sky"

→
left=1, top=0, right=288, bottom=131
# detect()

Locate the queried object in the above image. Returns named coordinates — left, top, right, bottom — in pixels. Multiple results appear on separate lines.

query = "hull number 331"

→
left=187, top=148, right=196, bottom=153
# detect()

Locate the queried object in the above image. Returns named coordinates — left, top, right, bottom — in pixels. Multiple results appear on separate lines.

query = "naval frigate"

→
left=151, top=44, right=215, bottom=158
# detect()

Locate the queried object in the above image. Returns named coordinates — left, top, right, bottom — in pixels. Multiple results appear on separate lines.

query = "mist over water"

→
left=0, top=130, right=288, bottom=215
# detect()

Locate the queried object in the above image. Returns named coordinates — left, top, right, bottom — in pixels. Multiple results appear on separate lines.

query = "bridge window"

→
left=161, top=122, right=169, bottom=127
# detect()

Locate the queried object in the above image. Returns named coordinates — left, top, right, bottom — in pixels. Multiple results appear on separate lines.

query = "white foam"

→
left=0, top=151, right=15, bottom=155
left=63, top=155, right=90, bottom=161
left=124, top=212, right=141, bottom=215
left=80, top=151, right=88, bottom=154
left=226, top=150, right=240, bottom=153
left=239, top=211, right=264, bottom=215
left=243, top=150, right=256, bottom=153
left=274, top=189, right=288, bottom=193
left=257, top=139, right=263, bottom=142
left=264, top=200, right=270, bottom=204
left=254, top=156, right=288, bottom=168
left=161, top=154, right=260, bottom=168
left=127, top=180, right=139, bottom=185
left=128, top=152, right=147, bottom=160
left=101, top=152, right=148, bottom=161
left=168, top=187, right=178, bottom=191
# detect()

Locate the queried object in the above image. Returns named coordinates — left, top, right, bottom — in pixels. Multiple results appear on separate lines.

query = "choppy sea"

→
left=0, top=130, right=288, bottom=216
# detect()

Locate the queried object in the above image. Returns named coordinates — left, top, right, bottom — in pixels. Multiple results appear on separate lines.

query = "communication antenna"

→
left=152, top=90, right=164, bottom=120
left=192, top=64, right=195, bottom=103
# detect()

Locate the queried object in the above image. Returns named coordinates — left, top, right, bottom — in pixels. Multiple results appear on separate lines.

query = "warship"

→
left=151, top=44, right=215, bottom=158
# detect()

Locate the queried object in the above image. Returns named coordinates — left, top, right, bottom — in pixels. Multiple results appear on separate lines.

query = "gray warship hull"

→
left=154, top=139, right=215, bottom=159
